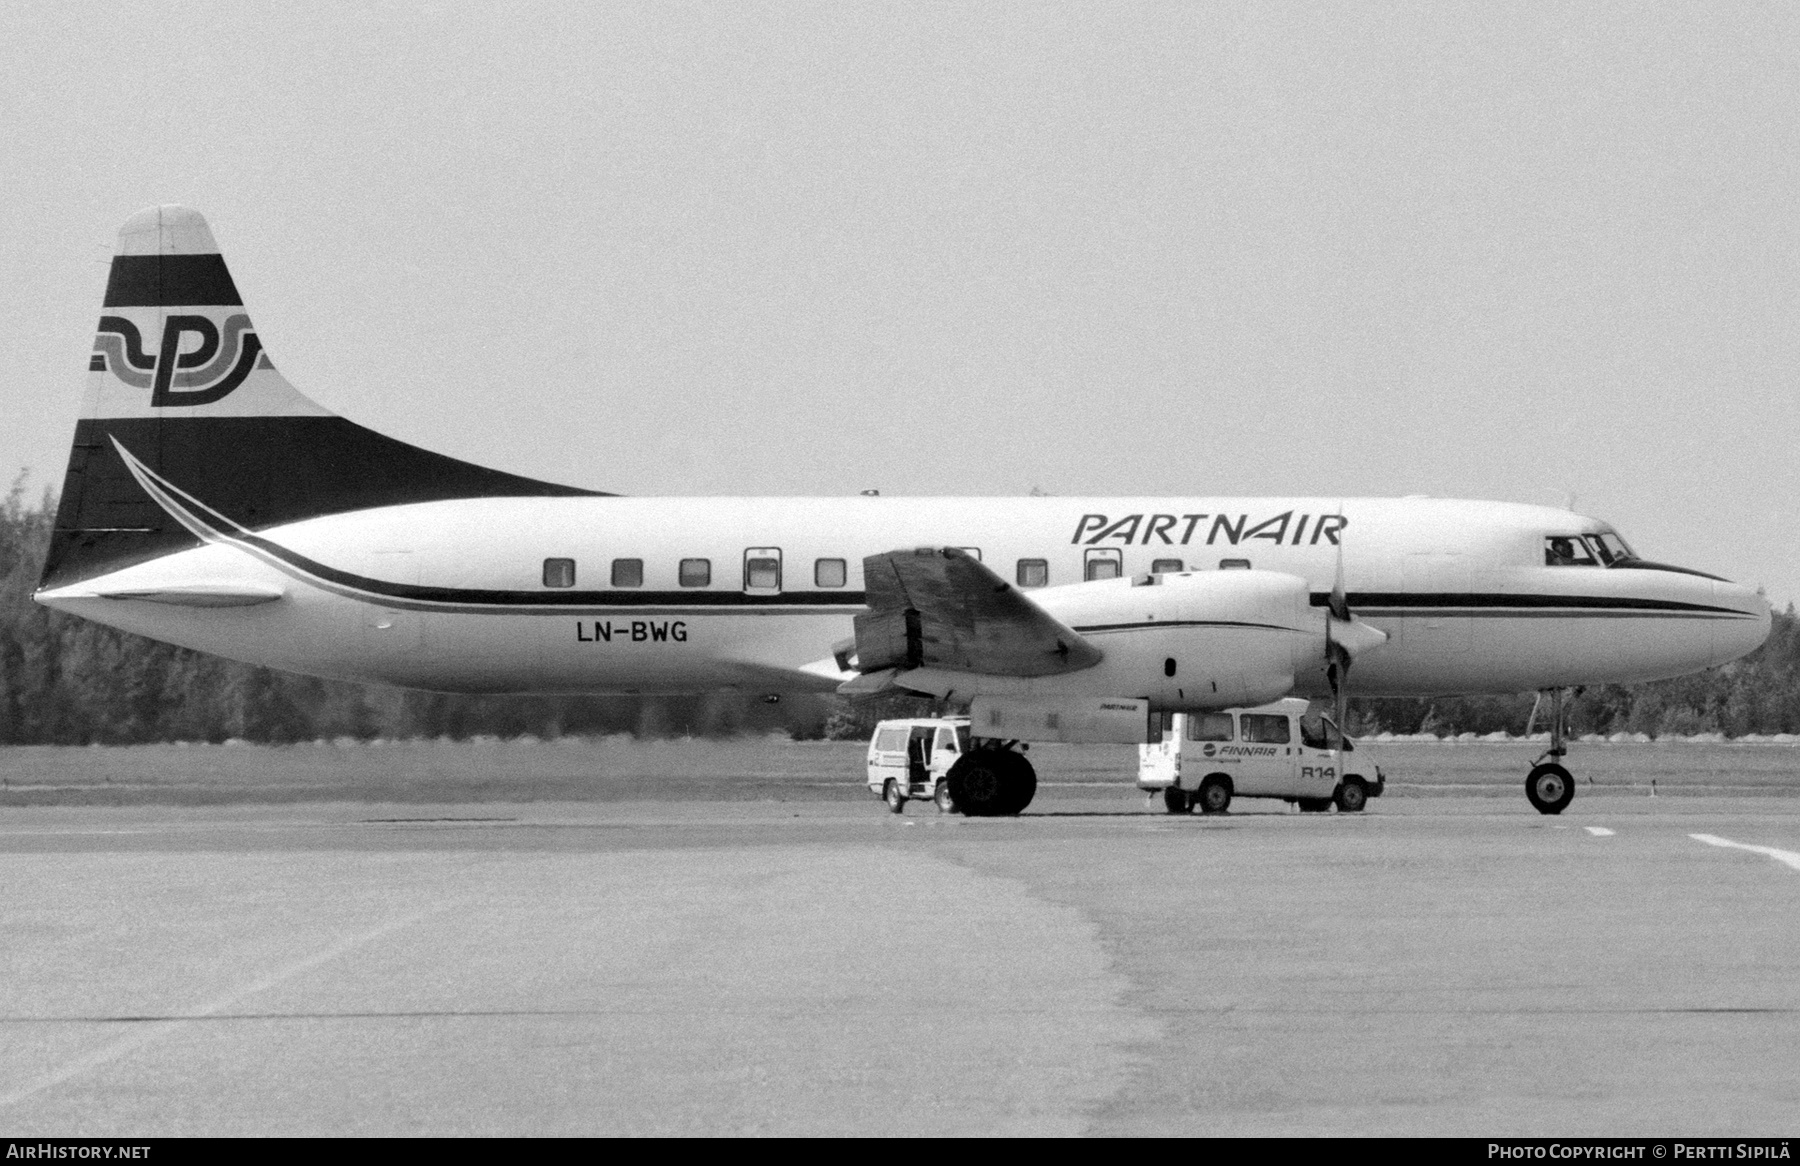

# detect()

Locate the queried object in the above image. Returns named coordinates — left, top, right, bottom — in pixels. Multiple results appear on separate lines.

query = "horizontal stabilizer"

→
left=855, top=547, right=1103, bottom=678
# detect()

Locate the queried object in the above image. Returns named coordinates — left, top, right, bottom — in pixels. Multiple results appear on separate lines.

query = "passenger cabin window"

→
left=1219, top=559, right=1251, bottom=570
left=1187, top=712, right=1234, bottom=741
left=1151, top=559, right=1183, bottom=575
left=1544, top=536, right=1599, bottom=567
left=815, top=558, right=847, bottom=588
left=679, top=558, right=711, bottom=587
left=611, top=558, right=643, bottom=587
left=542, top=558, right=576, bottom=588
left=744, top=548, right=782, bottom=593
left=875, top=728, right=905, bottom=753
left=1017, top=559, right=1049, bottom=588
left=1241, top=714, right=1291, bottom=744
left=1084, top=548, right=1122, bottom=581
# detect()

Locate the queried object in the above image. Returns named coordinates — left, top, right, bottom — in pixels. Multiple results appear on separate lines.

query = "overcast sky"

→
left=3, top=2, right=1795, bottom=601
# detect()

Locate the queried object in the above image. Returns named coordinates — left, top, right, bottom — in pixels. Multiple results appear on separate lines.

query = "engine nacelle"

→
left=895, top=569, right=1331, bottom=713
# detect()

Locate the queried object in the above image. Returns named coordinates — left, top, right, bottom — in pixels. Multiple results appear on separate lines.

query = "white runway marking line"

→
left=0, top=900, right=462, bottom=1110
left=1689, top=834, right=1800, bottom=872
left=1584, top=827, right=1615, bottom=837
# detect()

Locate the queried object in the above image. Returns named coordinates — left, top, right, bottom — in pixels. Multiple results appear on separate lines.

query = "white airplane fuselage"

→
left=41, top=492, right=1770, bottom=703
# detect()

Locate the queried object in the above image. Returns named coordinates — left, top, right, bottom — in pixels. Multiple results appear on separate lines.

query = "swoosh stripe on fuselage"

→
left=1313, top=592, right=1752, bottom=617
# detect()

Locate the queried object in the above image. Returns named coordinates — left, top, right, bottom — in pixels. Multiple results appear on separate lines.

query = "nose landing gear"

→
left=1525, top=687, right=1577, bottom=815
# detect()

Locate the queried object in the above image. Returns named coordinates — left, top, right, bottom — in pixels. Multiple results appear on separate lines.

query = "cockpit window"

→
left=1589, top=532, right=1634, bottom=565
left=1545, top=536, right=1599, bottom=567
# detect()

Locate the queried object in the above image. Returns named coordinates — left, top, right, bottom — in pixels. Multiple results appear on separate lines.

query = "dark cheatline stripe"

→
left=1310, top=591, right=1744, bottom=616
left=1074, top=619, right=1298, bottom=634
left=103, top=254, right=242, bottom=307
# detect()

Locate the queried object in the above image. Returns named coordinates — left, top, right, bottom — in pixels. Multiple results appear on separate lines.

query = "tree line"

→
left=3, top=476, right=1796, bottom=745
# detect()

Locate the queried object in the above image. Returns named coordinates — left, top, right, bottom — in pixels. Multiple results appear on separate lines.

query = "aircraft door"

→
left=743, top=548, right=782, bottom=596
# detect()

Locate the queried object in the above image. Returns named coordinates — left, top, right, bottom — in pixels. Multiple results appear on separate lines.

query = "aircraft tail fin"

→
left=39, top=206, right=599, bottom=591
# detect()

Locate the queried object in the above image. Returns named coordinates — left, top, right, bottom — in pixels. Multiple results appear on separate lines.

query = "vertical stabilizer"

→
left=41, top=206, right=598, bottom=591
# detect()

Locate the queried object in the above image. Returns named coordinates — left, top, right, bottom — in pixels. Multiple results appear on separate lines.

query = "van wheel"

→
left=1334, top=778, right=1368, bottom=813
left=1196, top=775, right=1232, bottom=814
left=1297, top=798, right=1331, bottom=813
left=1162, top=787, right=1191, bottom=814
left=934, top=781, right=957, bottom=814
left=883, top=779, right=905, bottom=814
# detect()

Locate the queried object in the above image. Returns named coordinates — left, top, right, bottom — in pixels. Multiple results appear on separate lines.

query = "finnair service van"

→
left=866, top=717, right=972, bottom=813
left=1138, top=698, right=1384, bottom=814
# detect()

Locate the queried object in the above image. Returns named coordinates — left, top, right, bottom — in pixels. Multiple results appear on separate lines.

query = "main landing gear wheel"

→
left=1162, top=787, right=1191, bottom=814
left=1334, top=778, right=1368, bottom=813
left=1526, top=764, right=1575, bottom=815
left=1196, top=775, right=1232, bottom=815
left=883, top=779, right=906, bottom=814
left=947, top=750, right=1037, bottom=817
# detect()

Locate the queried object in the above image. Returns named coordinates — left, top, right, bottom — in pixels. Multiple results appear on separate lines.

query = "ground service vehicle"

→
left=1138, top=698, right=1384, bottom=814
left=866, top=718, right=973, bottom=813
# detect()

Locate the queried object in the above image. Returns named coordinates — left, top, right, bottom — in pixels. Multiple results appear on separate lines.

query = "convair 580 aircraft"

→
left=37, top=207, right=1770, bottom=815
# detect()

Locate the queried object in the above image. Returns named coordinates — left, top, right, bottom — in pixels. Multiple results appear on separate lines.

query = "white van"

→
left=866, top=717, right=972, bottom=813
left=1138, top=698, right=1384, bottom=814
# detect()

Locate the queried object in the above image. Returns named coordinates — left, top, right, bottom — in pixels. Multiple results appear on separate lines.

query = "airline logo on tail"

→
left=90, top=314, right=267, bottom=406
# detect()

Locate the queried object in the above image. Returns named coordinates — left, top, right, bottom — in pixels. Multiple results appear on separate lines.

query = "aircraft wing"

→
left=852, top=547, right=1103, bottom=678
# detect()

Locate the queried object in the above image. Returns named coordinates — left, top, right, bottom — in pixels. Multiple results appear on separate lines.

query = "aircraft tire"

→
left=1196, top=774, right=1232, bottom=815
left=1162, top=786, right=1191, bottom=814
left=934, top=780, right=957, bottom=814
left=999, top=752, right=1038, bottom=815
left=1335, top=778, right=1369, bottom=813
left=1525, top=764, right=1575, bottom=815
left=947, top=751, right=1012, bottom=817
left=884, top=779, right=906, bottom=814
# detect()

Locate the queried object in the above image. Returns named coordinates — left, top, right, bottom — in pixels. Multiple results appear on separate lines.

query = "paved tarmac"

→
left=0, top=792, right=1796, bottom=1136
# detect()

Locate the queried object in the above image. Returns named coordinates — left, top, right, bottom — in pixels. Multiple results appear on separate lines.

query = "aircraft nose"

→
left=1710, top=580, right=1771, bottom=667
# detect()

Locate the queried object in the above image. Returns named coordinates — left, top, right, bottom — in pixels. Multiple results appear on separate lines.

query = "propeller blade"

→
left=1328, top=512, right=1351, bottom=623
left=1324, top=508, right=1355, bottom=782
